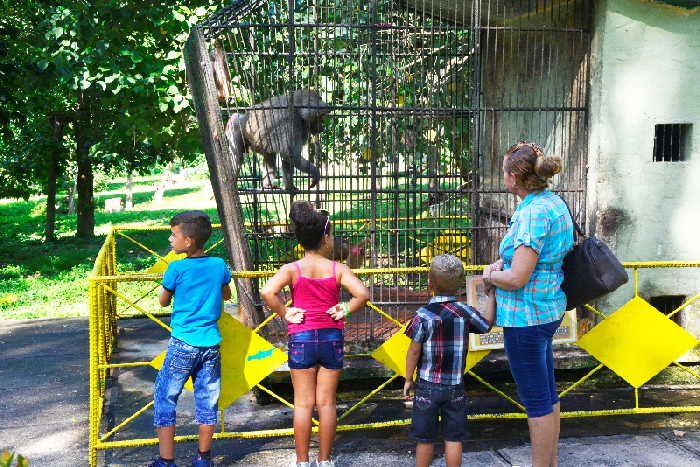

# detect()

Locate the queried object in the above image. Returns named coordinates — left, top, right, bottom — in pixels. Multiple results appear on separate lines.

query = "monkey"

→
left=284, top=236, right=370, bottom=268
left=329, top=237, right=370, bottom=269
left=224, top=90, right=329, bottom=193
left=209, top=40, right=232, bottom=104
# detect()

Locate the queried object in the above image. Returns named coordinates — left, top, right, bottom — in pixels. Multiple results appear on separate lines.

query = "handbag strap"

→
left=556, top=194, right=585, bottom=240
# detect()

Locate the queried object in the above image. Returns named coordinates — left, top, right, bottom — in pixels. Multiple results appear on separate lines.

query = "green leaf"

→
left=37, top=60, right=49, bottom=71
left=51, top=27, right=64, bottom=38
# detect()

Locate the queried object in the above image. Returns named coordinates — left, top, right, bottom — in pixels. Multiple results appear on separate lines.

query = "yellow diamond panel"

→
left=218, top=312, right=288, bottom=409
left=578, top=296, right=698, bottom=388
left=371, top=325, right=412, bottom=377
left=371, top=325, right=490, bottom=378
left=146, top=250, right=186, bottom=274
left=150, top=312, right=287, bottom=409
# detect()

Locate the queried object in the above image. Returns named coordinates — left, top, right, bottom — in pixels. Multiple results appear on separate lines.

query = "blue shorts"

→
left=288, top=328, right=344, bottom=370
left=153, top=337, right=221, bottom=427
left=410, top=378, right=468, bottom=443
left=503, top=316, right=563, bottom=418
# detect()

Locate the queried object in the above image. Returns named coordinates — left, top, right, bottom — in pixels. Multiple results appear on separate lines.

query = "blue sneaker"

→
left=191, top=456, right=213, bottom=467
left=148, top=458, right=177, bottom=467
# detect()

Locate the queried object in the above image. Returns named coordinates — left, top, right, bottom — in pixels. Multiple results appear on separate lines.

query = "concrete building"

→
left=586, top=0, right=700, bottom=355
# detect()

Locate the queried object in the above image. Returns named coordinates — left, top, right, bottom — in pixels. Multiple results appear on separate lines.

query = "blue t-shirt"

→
left=162, top=256, right=232, bottom=347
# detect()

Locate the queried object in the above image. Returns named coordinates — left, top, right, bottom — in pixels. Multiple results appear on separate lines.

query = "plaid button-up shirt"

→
left=405, top=296, right=491, bottom=386
left=496, top=189, right=574, bottom=327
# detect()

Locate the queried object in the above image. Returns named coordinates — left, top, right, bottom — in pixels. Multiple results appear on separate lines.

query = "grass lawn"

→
left=0, top=175, right=221, bottom=320
left=0, top=169, right=472, bottom=320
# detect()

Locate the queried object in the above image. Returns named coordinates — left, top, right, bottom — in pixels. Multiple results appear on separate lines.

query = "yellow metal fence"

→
left=88, top=227, right=700, bottom=466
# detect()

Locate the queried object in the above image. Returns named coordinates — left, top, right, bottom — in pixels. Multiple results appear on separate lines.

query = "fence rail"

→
left=87, top=227, right=700, bottom=466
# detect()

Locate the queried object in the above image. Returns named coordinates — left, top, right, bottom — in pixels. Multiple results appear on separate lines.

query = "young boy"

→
left=403, top=254, right=496, bottom=467
left=151, top=211, right=232, bottom=467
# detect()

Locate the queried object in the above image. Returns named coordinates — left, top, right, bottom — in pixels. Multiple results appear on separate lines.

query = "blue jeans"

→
left=503, top=316, right=563, bottom=418
left=410, top=378, right=468, bottom=443
left=288, top=328, right=344, bottom=370
left=153, top=337, right=221, bottom=427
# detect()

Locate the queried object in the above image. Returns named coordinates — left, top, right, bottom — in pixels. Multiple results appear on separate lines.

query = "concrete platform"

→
left=2, top=317, right=700, bottom=466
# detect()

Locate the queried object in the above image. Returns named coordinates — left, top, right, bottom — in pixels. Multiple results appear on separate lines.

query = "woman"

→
left=260, top=201, right=369, bottom=467
left=483, top=141, right=574, bottom=467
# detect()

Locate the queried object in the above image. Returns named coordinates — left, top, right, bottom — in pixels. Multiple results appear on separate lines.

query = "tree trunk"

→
left=75, top=92, right=94, bottom=238
left=153, top=162, right=172, bottom=203
left=184, top=30, right=266, bottom=331
left=67, top=179, right=77, bottom=215
left=125, top=172, right=134, bottom=210
left=45, top=115, right=65, bottom=242
left=45, top=153, right=59, bottom=242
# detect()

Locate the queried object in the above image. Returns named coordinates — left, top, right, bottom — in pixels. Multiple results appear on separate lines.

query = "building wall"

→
left=588, top=0, right=700, bottom=356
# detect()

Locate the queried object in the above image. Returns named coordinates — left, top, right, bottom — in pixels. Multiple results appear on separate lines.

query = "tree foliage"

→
left=1, top=0, right=226, bottom=236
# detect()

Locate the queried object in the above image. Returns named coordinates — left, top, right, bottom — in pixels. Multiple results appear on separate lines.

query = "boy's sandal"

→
left=191, top=458, right=213, bottom=467
left=148, top=458, right=177, bottom=467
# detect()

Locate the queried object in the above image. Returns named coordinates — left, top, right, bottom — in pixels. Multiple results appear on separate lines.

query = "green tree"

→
left=1, top=0, right=225, bottom=238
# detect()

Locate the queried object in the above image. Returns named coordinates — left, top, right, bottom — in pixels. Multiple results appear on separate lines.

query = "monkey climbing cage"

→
left=184, top=0, right=593, bottom=343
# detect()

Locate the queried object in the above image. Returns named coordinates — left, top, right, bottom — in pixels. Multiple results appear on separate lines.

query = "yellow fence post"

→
left=88, top=278, right=99, bottom=467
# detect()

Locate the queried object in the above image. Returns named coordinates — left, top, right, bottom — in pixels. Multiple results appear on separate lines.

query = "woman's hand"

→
left=483, top=259, right=504, bottom=286
left=284, top=306, right=305, bottom=324
left=403, top=378, right=415, bottom=399
left=326, top=302, right=349, bottom=321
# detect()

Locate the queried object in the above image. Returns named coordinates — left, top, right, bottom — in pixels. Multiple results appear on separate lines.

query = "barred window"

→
left=653, top=124, right=691, bottom=162
left=650, top=295, right=686, bottom=326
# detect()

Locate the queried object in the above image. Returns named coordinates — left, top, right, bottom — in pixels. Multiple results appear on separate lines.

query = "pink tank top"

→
left=288, top=261, right=342, bottom=334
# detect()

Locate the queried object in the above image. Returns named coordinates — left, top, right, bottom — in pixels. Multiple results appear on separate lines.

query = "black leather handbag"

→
left=559, top=197, right=628, bottom=310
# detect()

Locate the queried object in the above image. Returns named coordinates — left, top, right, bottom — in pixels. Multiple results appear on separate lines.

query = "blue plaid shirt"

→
left=496, top=190, right=574, bottom=327
left=405, top=296, right=491, bottom=385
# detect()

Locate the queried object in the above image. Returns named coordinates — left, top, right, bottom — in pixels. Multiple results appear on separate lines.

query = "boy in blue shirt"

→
left=403, top=254, right=496, bottom=467
left=151, top=211, right=232, bottom=467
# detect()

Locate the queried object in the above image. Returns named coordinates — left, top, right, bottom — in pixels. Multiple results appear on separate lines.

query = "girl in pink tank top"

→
left=288, top=260, right=342, bottom=334
left=261, top=201, right=369, bottom=467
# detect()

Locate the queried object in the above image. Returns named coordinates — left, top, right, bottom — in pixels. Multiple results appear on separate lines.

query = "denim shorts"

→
left=153, top=337, right=221, bottom=427
left=288, top=328, right=344, bottom=370
left=503, top=316, right=563, bottom=418
left=410, top=378, right=468, bottom=443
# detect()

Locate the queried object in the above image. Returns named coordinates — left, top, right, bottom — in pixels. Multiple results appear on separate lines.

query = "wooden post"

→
left=184, top=28, right=264, bottom=328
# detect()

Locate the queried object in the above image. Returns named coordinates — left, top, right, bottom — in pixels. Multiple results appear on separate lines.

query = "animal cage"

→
left=184, top=0, right=592, bottom=349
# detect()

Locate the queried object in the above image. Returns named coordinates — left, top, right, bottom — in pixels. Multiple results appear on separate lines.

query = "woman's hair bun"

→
left=534, top=155, right=562, bottom=178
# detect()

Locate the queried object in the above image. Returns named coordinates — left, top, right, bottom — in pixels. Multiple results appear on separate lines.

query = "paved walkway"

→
left=2, top=317, right=700, bottom=466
